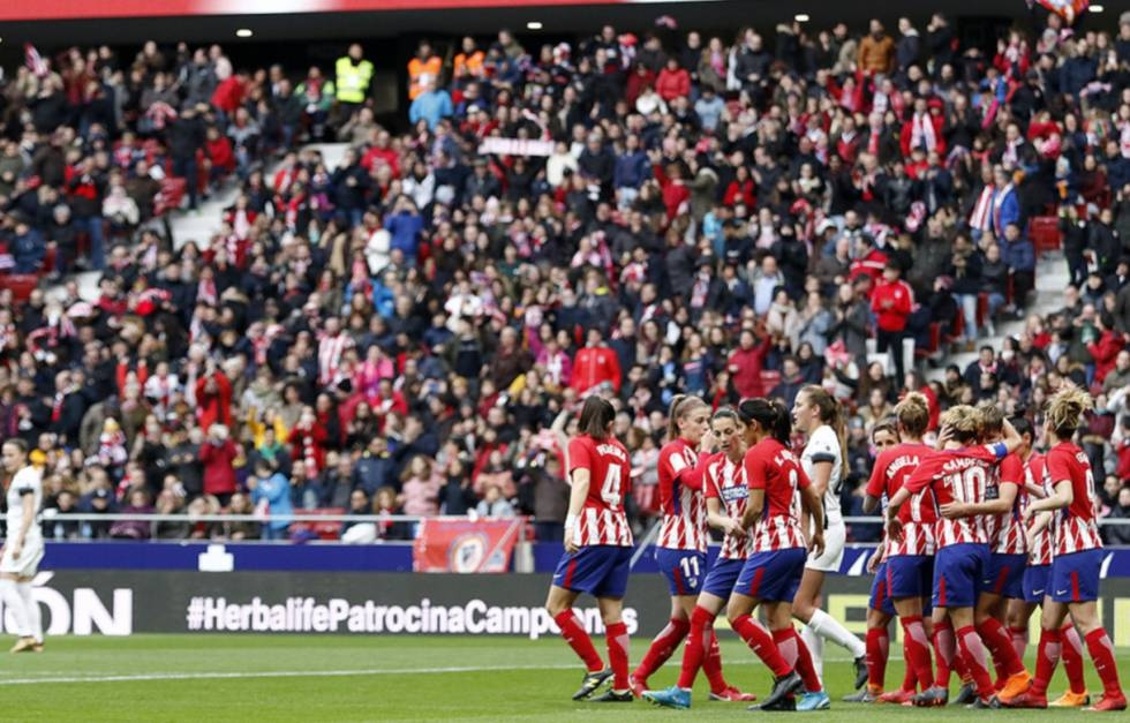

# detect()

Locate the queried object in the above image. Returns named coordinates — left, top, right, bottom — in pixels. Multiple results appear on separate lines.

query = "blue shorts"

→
left=1050, top=549, right=1103, bottom=604
left=702, top=557, right=746, bottom=599
left=1023, top=564, right=1050, bottom=605
left=735, top=548, right=807, bottom=602
left=887, top=554, right=932, bottom=601
left=933, top=543, right=989, bottom=609
left=553, top=545, right=632, bottom=599
left=983, top=553, right=1027, bottom=599
left=870, top=561, right=895, bottom=616
left=655, top=548, right=706, bottom=596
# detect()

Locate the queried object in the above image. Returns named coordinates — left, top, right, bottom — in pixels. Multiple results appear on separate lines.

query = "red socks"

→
left=901, top=616, right=934, bottom=691
left=1061, top=624, right=1087, bottom=695
left=1009, top=626, right=1028, bottom=662
left=774, top=627, right=822, bottom=692
left=606, top=621, right=630, bottom=691
left=555, top=611, right=604, bottom=673
left=634, top=617, right=690, bottom=684
left=702, top=630, right=728, bottom=693
left=932, top=619, right=955, bottom=689
left=956, top=625, right=996, bottom=699
left=1084, top=628, right=1124, bottom=698
left=732, top=614, right=790, bottom=677
left=1030, top=627, right=1060, bottom=696
left=676, top=606, right=712, bottom=690
left=977, top=617, right=1026, bottom=678
left=866, top=627, right=889, bottom=689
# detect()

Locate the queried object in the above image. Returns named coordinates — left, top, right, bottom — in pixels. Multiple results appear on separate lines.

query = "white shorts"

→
left=0, top=535, right=44, bottom=579
left=806, top=521, right=846, bottom=573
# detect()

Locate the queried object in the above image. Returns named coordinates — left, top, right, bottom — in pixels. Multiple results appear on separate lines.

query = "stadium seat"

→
left=1029, top=216, right=1062, bottom=255
left=1, top=275, right=40, bottom=304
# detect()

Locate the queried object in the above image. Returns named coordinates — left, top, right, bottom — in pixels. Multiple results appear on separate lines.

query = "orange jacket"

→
left=408, top=56, right=443, bottom=99
left=858, top=34, right=895, bottom=75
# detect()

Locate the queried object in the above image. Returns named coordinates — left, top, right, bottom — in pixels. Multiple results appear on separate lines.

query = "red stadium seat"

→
left=1029, top=216, right=1062, bottom=255
left=0, top=275, right=40, bottom=304
left=759, top=370, right=781, bottom=393
left=154, top=178, right=187, bottom=217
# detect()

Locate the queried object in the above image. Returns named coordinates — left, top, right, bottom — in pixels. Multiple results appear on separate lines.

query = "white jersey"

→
left=801, top=424, right=844, bottom=528
left=6, top=466, right=43, bottom=539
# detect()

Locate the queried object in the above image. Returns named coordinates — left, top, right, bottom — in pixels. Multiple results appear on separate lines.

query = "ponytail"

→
left=738, top=398, right=791, bottom=445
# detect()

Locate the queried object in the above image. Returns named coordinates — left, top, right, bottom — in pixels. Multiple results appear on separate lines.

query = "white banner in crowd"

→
left=477, top=138, right=555, bottom=158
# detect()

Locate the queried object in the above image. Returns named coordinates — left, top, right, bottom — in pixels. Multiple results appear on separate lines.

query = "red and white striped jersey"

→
left=991, top=453, right=1027, bottom=556
left=567, top=434, right=634, bottom=548
left=744, top=438, right=810, bottom=553
left=704, top=452, right=751, bottom=560
left=905, top=443, right=1009, bottom=547
left=1045, top=442, right=1104, bottom=557
left=1022, top=453, right=1053, bottom=566
left=657, top=438, right=708, bottom=553
left=866, top=442, right=936, bottom=557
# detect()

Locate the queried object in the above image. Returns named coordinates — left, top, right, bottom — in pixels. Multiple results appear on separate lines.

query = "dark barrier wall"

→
left=20, top=571, right=1130, bottom=645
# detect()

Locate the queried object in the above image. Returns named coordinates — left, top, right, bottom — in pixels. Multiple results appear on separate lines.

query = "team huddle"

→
left=544, top=387, right=1127, bottom=712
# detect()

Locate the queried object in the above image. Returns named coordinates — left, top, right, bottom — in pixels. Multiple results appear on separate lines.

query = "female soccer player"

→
left=937, top=404, right=1031, bottom=699
left=643, top=407, right=756, bottom=708
left=886, top=405, right=1022, bottom=708
left=860, top=397, right=938, bottom=704
left=0, top=438, right=45, bottom=653
left=1010, top=388, right=1127, bottom=711
left=545, top=396, right=634, bottom=703
left=1004, top=416, right=1089, bottom=708
left=633, top=395, right=716, bottom=694
left=844, top=418, right=902, bottom=703
left=790, top=386, right=867, bottom=694
left=726, top=398, right=826, bottom=712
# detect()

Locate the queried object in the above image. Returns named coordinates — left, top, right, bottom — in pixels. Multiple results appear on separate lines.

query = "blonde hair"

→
left=940, top=404, right=981, bottom=444
left=975, top=401, right=1006, bottom=438
left=667, top=394, right=708, bottom=441
left=1046, top=387, right=1093, bottom=440
left=893, top=392, right=930, bottom=438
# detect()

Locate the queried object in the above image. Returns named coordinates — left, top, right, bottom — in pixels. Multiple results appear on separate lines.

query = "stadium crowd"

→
left=2, top=8, right=1130, bottom=543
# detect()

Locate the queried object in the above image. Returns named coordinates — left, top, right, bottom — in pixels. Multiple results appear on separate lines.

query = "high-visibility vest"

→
left=407, top=56, right=442, bottom=100
left=335, top=57, right=374, bottom=104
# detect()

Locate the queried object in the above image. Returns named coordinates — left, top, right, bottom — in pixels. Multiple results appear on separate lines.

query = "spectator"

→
left=335, top=43, right=374, bottom=114
left=200, top=423, right=238, bottom=506
left=250, top=459, right=293, bottom=541
left=474, top=482, right=515, bottom=519
left=858, top=19, right=895, bottom=75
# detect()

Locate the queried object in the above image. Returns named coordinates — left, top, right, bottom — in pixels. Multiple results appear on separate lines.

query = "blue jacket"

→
left=408, top=90, right=453, bottom=130
left=385, top=211, right=424, bottom=257
left=989, top=186, right=1020, bottom=237
left=613, top=150, right=649, bottom=190
left=1003, top=236, right=1036, bottom=273
left=252, top=472, right=293, bottom=532
left=12, top=229, right=45, bottom=274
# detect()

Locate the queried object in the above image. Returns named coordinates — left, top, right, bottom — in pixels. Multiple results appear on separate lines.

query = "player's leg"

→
left=885, top=556, right=934, bottom=701
left=1054, top=613, right=1089, bottom=707
left=794, top=524, right=866, bottom=688
left=1005, top=598, right=1036, bottom=661
left=0, top=566, right=32, bottom=653
left=548, top=548, right=609, bottom=699
left=977, top=554, right=1030, bottom=698
left=15, top=575, right=41, bottom=651
left=941, top=547, right=996, bottom=705
left=1070, top=600, right=1126, bottom=710
left=693, top=559, right=754, bottom=701
left=847, top=560, right=892, bottom=702
left=645, top=589, right=733, bottom=709
left=1007, top=596, right=1067, bottom=708
left=587, top=547, right=635, bottom=703
left=633, top=550, right=699, bottom=689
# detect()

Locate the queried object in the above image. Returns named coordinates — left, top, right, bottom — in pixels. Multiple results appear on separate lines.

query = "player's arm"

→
left=11, top=484, right=35, bottom=558
left=990, top=418, right=1023, bottom=457
left=706, top=496, right=746, bottom=538
left=1025, top=509, right=1052, bottom=551
left=564, top=466, right=590, bottom=554
left=862, top=453, right=887, bottom=514
left=941, top=480, right=1019, bottom=518
left=740, top=487, right=764, bottom=532
left=1024, top=479, right=1073, bottom=520
left=800, top=480, right=825, bottom=557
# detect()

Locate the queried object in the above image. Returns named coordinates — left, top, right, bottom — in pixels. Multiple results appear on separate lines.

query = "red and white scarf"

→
left=910, top=113, right=937, bottom=152
left=969, top=184, right=995, bottom=232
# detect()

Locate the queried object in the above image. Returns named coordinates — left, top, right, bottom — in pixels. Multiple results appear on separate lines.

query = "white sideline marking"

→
left=0, top=653, right=859, bottom=686
left=0, top=665, right=576, bottom=686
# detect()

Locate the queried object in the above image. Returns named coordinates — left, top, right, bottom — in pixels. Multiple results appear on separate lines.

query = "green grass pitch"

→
left=1, top=634, right=1122, bottom=721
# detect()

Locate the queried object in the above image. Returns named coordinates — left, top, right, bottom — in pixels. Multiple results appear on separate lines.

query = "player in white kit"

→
left=0, top=439, right=45, bottom=653
left=790, top=386, right=867, bottom=692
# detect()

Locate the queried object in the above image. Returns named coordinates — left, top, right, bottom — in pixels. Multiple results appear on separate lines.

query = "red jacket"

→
left=1087, top=331, right=1123, bottom=384
left=870, top=279, right=914, bottom=332
left=206, top=136, right=235, bottom=172
left=727, top=337, right=772, bottom=398
left=898, top=112, right=946, bottom=157
left=571, top=345, right=622, bottom=395
left=195, top=371, right=234, bottom=431
left=200, top=438, right=238, bottom=496
left=849, top=249, right=888, bottom=288
left=211, top=77, right=246, bottom=114
left=655, top=68, right=691, bottom=101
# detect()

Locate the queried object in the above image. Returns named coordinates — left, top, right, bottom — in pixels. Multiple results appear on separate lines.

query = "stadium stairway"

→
left=46, top=143, right=350, bottom=304
left=929, top=249, right=1069, bottom=382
